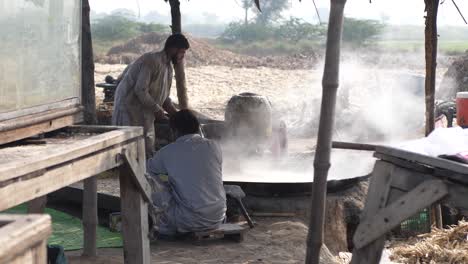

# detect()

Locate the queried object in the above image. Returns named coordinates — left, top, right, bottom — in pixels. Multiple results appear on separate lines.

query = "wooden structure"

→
left=0, top=126, right=152, bottom=263
left=350, top=146, right=468, bottom=263
left=0, top=215, right=51, bottom=263
left=0, top=1, right=152, bottom=263
left=306, top=0, right=449, bottom=262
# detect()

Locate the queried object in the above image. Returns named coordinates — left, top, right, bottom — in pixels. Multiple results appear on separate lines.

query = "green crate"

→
left=398, top=208, right=431, bottom=237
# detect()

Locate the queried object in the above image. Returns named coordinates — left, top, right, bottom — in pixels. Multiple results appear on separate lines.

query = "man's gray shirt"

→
left=147, top=134, right=226, bottom=234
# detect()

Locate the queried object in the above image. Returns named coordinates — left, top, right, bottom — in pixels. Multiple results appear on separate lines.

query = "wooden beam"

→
left=424, top=0, right=439, bottom=136
left=332, top=141, right=377, bottom=151
left=425, top=0, right=443, bottom=229
left=27, top=196, right=47, bottom=214
left=353, top=179, right=448, bottom=249
left=0, top=141, right=138, bottom=211
left=81, top=0, right=99, bottom=251
left=119, top=137, right=150, bottom=264
left=0, top=126, right=143, bottom=183
left=0, top=98, right=79, bottom=122
left=0, top=106, right=82, bottom=132
left=306, top=0, right=347, bottom=263
left=388, top=165, right=437, bottom=192
left=81, top=0, right=97, bottom=125
left=0, top=111, right=82, bottom=145
left=0, top=215, right=51, bottom=264
left=120, top=148, right=152, bottom=203
left=351, top=161, right=394, bottom=264
left=169, top=0, right=189, bottom=109
left=83, top=177, right=98, bottom=257
left=444, top=183, right=468, bottom=210
left=376, top=146, right=468, bottom=180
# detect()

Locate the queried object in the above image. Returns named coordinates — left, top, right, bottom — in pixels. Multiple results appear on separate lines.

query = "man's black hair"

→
left=164, top=33, right=190, bottom=50
left=170, top=109, right=200, bottom=135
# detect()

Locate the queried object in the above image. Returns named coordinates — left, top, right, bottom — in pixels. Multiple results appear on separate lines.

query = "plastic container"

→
left=456, top=92, right=468, bottom=128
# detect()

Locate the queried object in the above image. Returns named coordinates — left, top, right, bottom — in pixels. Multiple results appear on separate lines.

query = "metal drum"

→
left=225, top=93, right=272, bottom=153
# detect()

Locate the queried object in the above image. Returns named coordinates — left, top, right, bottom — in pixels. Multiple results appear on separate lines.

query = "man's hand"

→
left=154, top=109, right=169, bottom=121
left=163, top=97, right=178, bottom=116
left=154, top=107, right=169, bottom=122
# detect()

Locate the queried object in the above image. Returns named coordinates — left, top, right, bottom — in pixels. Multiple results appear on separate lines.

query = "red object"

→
left=456, top=92, right=468, bottom=128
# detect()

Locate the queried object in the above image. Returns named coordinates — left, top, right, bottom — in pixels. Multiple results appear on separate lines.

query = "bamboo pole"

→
left=306, top=0, right=346, bottom=263
left=169, top=0, right=189, bottom=109
left=424, top=0, right=443, bottom=229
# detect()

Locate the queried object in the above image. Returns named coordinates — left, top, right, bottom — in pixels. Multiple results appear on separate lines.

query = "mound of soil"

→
left=95, top=32, right=318, bottom=69
left=438, top=51, right=468, bottom=100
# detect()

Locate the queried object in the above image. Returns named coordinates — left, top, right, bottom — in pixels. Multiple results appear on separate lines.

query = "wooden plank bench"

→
left=350, top=146, right=468, bottom=264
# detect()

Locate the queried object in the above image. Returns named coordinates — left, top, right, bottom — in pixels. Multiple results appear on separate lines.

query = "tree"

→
left=342, top=17, right=385, bottom=46
left=91, top=15, right=168, bottom=42
left=92, top=15, right=140, bottom=41
left=220, top=21, right=275, bottom=42
left=110, top=8, right=137, bottom=20
left=252, top=0, right=290, bottom=25
left=242, top=0, right=254, bottom=26
left=276, top=17, right=326, bottom=42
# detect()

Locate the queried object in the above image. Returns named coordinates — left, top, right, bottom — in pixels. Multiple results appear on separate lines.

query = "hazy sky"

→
left=89, top=0, right=468, bottom=26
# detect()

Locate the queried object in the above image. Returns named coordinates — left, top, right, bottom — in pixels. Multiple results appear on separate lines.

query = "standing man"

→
left=112, top=34, right=190, bottom=156
left=147, top=110, right=226, bottom=236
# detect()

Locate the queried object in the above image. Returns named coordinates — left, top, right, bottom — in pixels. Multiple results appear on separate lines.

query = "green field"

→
left=377, top=40, right=468, bottom=54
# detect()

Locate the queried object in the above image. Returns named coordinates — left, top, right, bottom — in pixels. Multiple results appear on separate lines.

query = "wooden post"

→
left=305, top=0, right=346, bottom=263
left=83, top=178, right=97, bottom=257
left=81, top=0, right=97, bottom=125
left=424, top=0, right=439, bottom=136
left=424, top=0, right=443, bottom=229
left=351, top=161, right=394, bottom=264
left=27, top=196, right=47, bottom=214
left=119, top=139, right=150, bottom=264
left=81, top=0, right=98, bottom=256
left=169, top=0, right=189, bottom=109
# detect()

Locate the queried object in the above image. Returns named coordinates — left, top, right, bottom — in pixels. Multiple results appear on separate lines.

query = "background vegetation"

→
left=90, top=3, right=468, bottom=58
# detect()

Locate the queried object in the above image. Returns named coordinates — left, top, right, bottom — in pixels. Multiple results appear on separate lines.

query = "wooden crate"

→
left=0, top=214, right=51, bottom=264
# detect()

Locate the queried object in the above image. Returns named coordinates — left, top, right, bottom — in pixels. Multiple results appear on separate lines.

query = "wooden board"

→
left=0, top=125, right=143, bottom=183
left=0, top=98, right=80, bottom=122
left=0, top=111, right=82, bottom=145
left=354, top=179, right=448, bottom=249
left=193, top=223, right=246, bottom=243
left=376, top=146, right=468, bottom=181
left=0, top=214, right=51, bottom=264
left=121, top=145, right=152, bottom=203
left=119, top=155, right=150, bottom=264
left=351, top=161, right=394, bottom=264
left=83, top=177, right=98, bottom=257
left=0, top=140, right=138, bottom=211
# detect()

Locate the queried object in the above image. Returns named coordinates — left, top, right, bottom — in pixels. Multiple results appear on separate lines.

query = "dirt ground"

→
left=94, top=63, right=321, bottom=121
left=66, top=217, right=313, bottom=264
left=65, top=216, right=397, bottom=264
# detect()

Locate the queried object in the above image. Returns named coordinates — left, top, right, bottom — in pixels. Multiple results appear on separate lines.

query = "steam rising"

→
left=222, top=58, right=428, bottom=182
